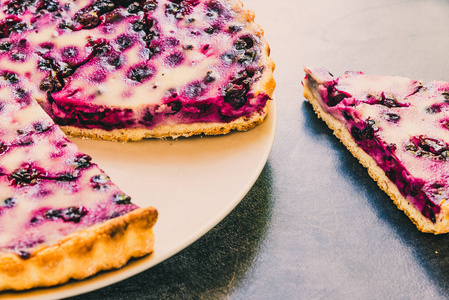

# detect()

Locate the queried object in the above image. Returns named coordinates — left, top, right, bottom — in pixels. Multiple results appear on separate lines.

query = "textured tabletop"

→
left=69, top=0, right=449, bottom=299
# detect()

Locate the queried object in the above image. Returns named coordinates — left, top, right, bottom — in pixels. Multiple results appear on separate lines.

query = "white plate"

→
left=1, top=99, right=277, bottom=300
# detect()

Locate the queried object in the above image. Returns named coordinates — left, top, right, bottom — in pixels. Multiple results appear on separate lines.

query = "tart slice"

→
left=0, top=75, right=157, bottom=291
left=0, top=0, right=275, bottom=141
left=303, top=67, right=449, bottom=234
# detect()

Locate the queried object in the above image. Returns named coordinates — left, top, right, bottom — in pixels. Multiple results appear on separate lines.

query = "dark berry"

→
left=91, top=174, right=110, bottom=184
left=165, top=0, right=197, bottom=19
left=37, top=0, right=60, bottom=13
left=234, top=36, right=254, bottom=50
left=116, top=34, right=134, bottom=51
left=221, top=52, right=235, bottom=64
left=3, top=71, right=19, bottom=84
left=16, top=250, right=31, bottom=260
left=73, top=154, right=92, bottom=169
left=74, top=9, right=100, bottom=29
left=39, top=73, right=63, bottom=93
left=205, top=24, right=220, bottom=35
left=3, top=197, right=15, bottom=208
left=112, top=194, right=132, bottom=205
left=228, top=25, right=242, bottom=34
left=45, top=206, right=88, bottom=223
left=92, top=0, right=115, bottom=14
left=165, top=52, right=184, bottom=67
left=0, top=143, right=8, bottom=155
left=184, top=82, right=204, bottom=98
left=10, top=51, right=27, bottom=62
left=237, top=49, right=256, bottom=66
left=14, top=88, right=27, bottom=99
left=56, top=172, right=78, bottom=182
left=127, top=2, right=142, bottom=14
left=9, top=166, right=43, bottom=186
left=204, top=71, right=215, bottom=83
left=4, top=0, right=28, bottom=15
left=168, top=101, right=182, bottom=113
left=224, top=85, right=247, bottom=109
left=384, top=113, right=400, bottom=122
left=143, top=0, right=158, bottom=11
left=0, top=42, right=12, bottom=51
left=132, top=20, right=146, bottom=31
left=128, top=64, right=155, bottom=83
left=61, top=46, right=79, bottom=59
left=148, top=45, right=161, bottom=59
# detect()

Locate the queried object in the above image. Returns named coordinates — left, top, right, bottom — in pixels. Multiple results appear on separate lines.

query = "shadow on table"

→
left=67, top=163, right=274, bottom=300
left=301, top=101, right=449, bottom=296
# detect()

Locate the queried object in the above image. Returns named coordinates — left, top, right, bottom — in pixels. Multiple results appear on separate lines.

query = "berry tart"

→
left=304, top=67, right=449, bottom=234
left=0, top=0, right=275, bottom=141
left=0, top=75, right=157, bottom=291
left=0, top=0, right=273, bottom=292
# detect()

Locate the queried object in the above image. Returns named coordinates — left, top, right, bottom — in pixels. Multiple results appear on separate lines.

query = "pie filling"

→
left=0, top=0, right=272, bottom=132
left=305, top=69, right=449, bottom=223
left=0, top=74, right=138, bottom=259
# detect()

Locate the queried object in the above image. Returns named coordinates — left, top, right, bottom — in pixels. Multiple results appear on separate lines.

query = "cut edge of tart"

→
left=303, top=66, right=449, bottom=234
left=61, top=105, right=269, bottom=141
left=0, top=206, right=158, bottom=291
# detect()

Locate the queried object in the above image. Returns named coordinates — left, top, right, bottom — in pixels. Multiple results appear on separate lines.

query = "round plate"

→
left=2, top=99, right=277, bottom=300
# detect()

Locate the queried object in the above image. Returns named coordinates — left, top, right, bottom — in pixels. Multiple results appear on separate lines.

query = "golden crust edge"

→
left=303, top=83, right=449, bottom=234
left=0, top=206, right=158, bottom=291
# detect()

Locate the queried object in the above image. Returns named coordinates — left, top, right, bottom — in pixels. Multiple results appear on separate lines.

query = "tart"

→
left=0, top=0, right=275, bottom=141
left=303, top=67, right=449, bottom=234
left=0, top=69, right=157, bottom=291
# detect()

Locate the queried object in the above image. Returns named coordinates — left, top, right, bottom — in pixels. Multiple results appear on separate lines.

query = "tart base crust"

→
left=303, top=81, right=449, bottom=234
left=0, top=206, right=158, bottom=291
left=62, top=108, right=269, bottom=142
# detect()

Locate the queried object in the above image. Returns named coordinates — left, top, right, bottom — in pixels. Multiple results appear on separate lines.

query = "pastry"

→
left=0, top=0, right=275, bottom=141
left=303, top=67, right=449, bottom=233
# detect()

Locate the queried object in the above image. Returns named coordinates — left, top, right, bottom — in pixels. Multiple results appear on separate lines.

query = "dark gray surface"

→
left=69, top=0, right=449, bottom=299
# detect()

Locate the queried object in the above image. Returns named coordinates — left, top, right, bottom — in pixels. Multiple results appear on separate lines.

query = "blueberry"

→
left=73, top=154, right=92, bottom=169
left=61, top=46, right=79, bottom=59
left=384, top=113, right=400, bottom=122
left=205, top=24, right=220, bottom=35
left=9, top=166, right=43, bottom=186
left=165, top=0, right=196, bottom=19
left=204, top=71, right=215, bottom=83
left=234, top=36, right=254, bottom=50
left=3, top=197, right=15, bottom=208
left=45, top=206, right=88, bottom=223
left=116, top=34, right=134, bottom=51
left=128, top=64, right=155, bottom=82
left=92, top=0, right=115, bottom=14
left=168, top=101, right=182, bottom=113
left=224, top=85, right=247, bottom=109
left=112, top=194, right=132, bottom=205
left=228, top=25, right=242, bottom=34
left=74, top=8, right=100, bottom=29
left=0, top=42, right=12, bottom=51
left=106, top=53, right=122, bottom=68
left=37, top=0, right=60, bottom=13
left=3, top=71, right=19, bottom=84
left=143, top=0, right=158, bottom=11
left=39, top=73, right=63, bottom=93
left=91, top=174, right=110, bottom=184
left=237, top=50, right=256, bottom=66
left=132, top=20, right=146, bottom=31
left=165, top=52, right=184, bottom=67
left=221, top=52, right=235, bottom=64
left=184, top=82, right=204, bottom=98
left=148, top=45, right=161, bottom=60
left=127, top=2, right=142, bottom=14
left=0, top=143, right=8, bottom=155
left=56, top=172, right=78, bottom=182
left=14, top=88, right=28, bottom=99
left=10, top=51, right=27, bottom=62
left=4, top=0, right=28, bottom=15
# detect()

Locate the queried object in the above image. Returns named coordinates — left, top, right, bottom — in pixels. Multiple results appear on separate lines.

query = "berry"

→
left=45, top=206, right=88, bottom=223
left=128, top=64, right=155, bottom=83
left=112, top=194, right=132, bottom=204
left=91, top=174, right=110, bottom=184
left=73, top=154, right=92, bottom=169
left=9, top=165, right=43, bottom=186
left=3, top=197, right=16, bottom=208
left=116, top=34, right=134, bottom=51
left=2, top=71, right=19, bottom=84
left=164, top=51, right=184, bottom=67
left=56, top=172, right=78, bottom=182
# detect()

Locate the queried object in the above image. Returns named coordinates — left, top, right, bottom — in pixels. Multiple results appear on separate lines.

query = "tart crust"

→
left=0, top=206, right=158, bottom=291
left=303, top=72, right=449, bottom=234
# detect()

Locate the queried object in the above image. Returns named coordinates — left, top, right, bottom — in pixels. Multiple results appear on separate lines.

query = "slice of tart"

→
left=0, top=74, right=158, bottom=291
left=303, top=67, right=449, bottom=234
left=0, top=0, right=275, bottom=141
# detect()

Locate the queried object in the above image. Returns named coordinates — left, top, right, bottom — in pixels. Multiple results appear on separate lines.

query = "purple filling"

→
left=321, top=80, right=441, bottom=222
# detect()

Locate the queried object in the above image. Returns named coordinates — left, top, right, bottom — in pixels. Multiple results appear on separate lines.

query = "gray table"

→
left=69, top=0, right=449, bottom=299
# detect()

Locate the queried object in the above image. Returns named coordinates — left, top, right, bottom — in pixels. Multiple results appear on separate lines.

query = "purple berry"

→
left=165, top=51, right=184, bottom=67
left=9, top=165, right=43, bottom=186
left=112, top=194, right=132, bottom=204
left=128, top=63, right=155, bottom=83
left=45, top=206, right=88, bottom=223
left=115, top=34, right=134, bottom=51
left=73, top=154, right=92, bottom=169
left=3, top=197, right=16, bottom=208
